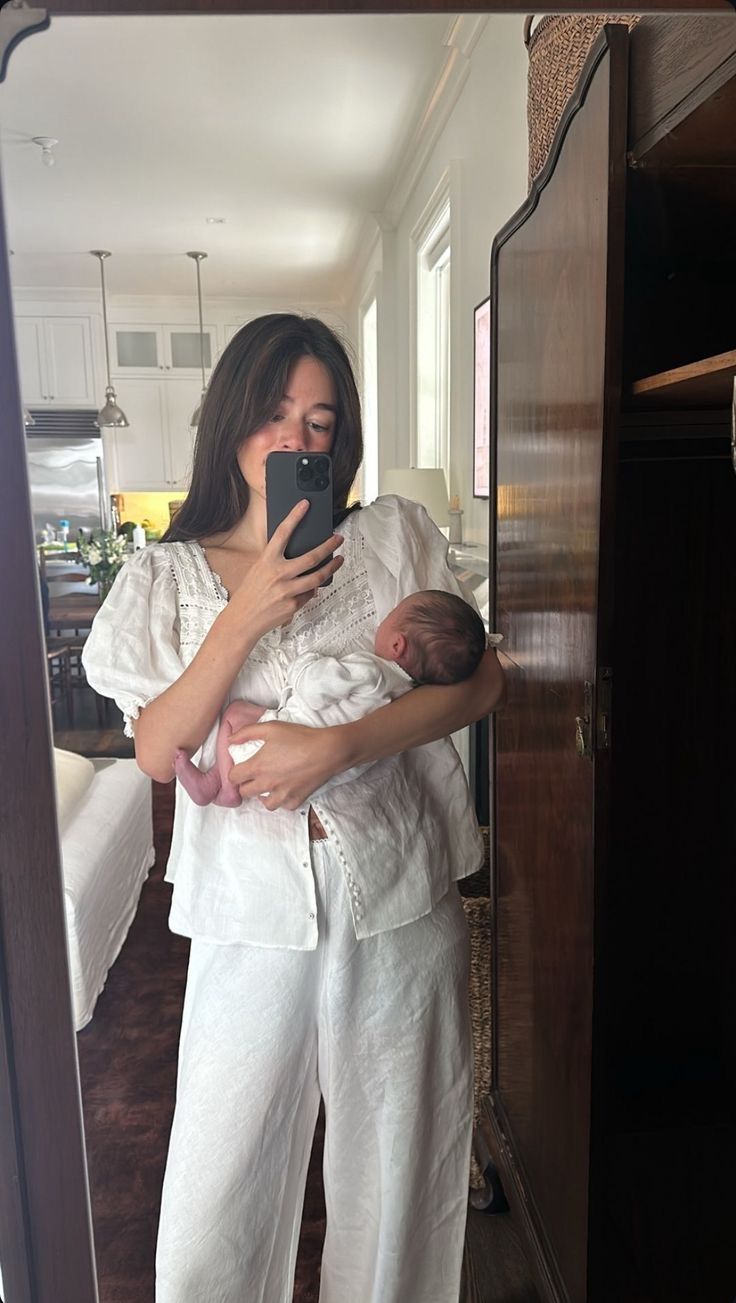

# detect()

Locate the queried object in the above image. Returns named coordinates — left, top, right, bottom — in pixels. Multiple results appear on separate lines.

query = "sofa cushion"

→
left=53, top=747, right=96, bottom=831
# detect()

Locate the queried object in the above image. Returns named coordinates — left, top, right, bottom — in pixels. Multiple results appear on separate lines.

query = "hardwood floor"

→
left=71, top=714, right=538, bottom=1302
left=53, top=685, right=135, bottom=759
left=462, top=1209, right=541, bottom=1303
left=55, top=725, right=135, bottom=758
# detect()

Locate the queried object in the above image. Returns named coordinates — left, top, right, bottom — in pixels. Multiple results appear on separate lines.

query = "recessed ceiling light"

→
left=206, top=217, right=226, bottom=225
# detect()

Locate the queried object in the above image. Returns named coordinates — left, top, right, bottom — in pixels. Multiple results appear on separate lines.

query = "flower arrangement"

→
left=77, top=529, right=128, bottom=600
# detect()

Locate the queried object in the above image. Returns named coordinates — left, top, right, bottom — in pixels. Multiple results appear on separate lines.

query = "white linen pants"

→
left=155, top=838, right=473, bottom=1303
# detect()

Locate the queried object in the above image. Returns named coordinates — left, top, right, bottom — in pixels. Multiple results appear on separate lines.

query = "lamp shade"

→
left=94, top=385, right=129, bottom=429
left=380, top=467, right=449, bottom=525
left=190, top=387, right=206, bottom=429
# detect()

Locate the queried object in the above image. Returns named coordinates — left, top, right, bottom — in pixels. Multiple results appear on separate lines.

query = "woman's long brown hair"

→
left=162, top=313, right=363, bottom=543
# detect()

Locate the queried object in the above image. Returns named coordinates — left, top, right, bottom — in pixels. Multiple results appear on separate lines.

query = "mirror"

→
left=0, top=9, right=528, bottom=1299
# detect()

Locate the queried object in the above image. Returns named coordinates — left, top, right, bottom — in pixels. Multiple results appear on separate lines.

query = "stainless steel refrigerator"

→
left=25, top=408, right=109, bottom=543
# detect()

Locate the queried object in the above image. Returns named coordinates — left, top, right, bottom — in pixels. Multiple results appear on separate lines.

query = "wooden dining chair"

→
left=47, top=634, right=111, bottom=728
left=46, top=643, right=74, bottom=728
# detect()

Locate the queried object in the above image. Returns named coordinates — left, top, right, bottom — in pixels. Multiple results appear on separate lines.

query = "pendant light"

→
left=90, top=250, right=128, bottom=428
left=187, top=251, right=208, bottom=427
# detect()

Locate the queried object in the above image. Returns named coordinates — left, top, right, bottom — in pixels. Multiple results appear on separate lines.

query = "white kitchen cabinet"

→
left=103, top=376, right=200, bottom=492
left=165, top=379, right=200, bottom=489
left=16, top=315, right=96, bottom=406
left=112, top=323, right=216, bottom=377
left=223, top=320, right=251, bottom=348
left=16, top=317, right=45, bottom=403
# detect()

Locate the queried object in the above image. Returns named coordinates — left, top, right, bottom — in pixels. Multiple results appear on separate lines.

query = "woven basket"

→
left=463, top=896, right=491, bottom=1188
left=525, top=14, right=640, bottom=186
left=461, top=826, right=491, bottom=1189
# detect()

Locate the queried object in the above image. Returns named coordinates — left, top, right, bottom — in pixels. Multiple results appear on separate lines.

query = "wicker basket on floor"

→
left=525, top=13, right=640, bottom=186
left=460, top=827, right=491, bottom=1189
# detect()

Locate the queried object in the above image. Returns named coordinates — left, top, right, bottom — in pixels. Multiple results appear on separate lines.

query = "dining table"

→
left=46, top=593, right=100, bottom=635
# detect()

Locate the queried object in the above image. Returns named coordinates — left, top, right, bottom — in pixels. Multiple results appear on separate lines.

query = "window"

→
left=359, top=294, right=379, bottom=504
left=415, top=194, right=451, bottom=476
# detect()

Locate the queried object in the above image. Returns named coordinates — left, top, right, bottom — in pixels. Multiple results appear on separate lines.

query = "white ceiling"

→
left=0, top=14, right=452, bottom=301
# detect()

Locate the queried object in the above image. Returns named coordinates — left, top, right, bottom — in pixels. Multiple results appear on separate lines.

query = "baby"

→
left=174, top=589, right=487, bottom=808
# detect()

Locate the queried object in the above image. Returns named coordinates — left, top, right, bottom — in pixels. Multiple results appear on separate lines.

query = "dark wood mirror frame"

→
left=0, top=3, right=733, bottom=1301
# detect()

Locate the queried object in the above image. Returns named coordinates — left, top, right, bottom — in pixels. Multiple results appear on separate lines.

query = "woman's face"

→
left=238, top=354, right=337, bottom=502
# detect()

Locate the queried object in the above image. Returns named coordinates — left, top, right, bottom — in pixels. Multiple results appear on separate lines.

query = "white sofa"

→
left=54, top=748, right=155, bottom=1030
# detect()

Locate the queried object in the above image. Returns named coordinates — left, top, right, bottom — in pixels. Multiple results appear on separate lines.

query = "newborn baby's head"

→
left=374, top=590, right=486, bottom=685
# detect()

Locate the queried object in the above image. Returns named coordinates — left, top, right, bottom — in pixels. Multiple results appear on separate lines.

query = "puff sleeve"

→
left=356, top=497, right=471, bottom=609
left=358, top=495, right=501, bottom=647
left=81, top=546, right=184, bottom=737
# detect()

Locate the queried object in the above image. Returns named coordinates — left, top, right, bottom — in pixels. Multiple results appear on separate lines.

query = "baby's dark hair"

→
left=401, top=591, right=486, bottom=685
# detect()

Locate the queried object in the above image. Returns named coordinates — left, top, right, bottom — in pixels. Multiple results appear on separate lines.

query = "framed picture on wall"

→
left=473, top=296, right=491, bottom=498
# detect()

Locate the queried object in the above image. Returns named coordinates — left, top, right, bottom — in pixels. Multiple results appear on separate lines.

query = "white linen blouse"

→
left=82, top=494, right=486, bottom=949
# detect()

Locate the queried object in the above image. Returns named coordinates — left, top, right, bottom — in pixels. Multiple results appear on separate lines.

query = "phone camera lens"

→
left=314, top=475, right=328, bottom=490
left=298, top=463, right=314, bottom=483
left=313, top=457, right=329, bottom=475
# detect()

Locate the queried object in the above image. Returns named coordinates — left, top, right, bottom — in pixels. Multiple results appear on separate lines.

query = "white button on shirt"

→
left=82, top=495, right=487, bottom=949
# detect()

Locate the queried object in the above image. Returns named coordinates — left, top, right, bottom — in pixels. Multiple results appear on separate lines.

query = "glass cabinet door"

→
left=163, top=325, right=216, bottom=373
left=113, top=325, right=162, bottom=373
left=111, top=324, right=218, bottom=375
left=223, top=320, right=251, bottom=346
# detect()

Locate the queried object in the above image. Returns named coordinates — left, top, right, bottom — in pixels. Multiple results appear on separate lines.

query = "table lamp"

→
left=380, top=468, right=449, bottom=527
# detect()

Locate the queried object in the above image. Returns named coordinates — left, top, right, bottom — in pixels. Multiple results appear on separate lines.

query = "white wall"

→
left=346, top=15, right=529, bottom=545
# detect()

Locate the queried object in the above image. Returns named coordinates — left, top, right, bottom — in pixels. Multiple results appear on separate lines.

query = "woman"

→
left=83, top=313, right=505, bottom=1303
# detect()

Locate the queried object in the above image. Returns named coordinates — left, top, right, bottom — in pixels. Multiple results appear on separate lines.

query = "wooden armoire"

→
left=485, top=18, right=736, bottom=1303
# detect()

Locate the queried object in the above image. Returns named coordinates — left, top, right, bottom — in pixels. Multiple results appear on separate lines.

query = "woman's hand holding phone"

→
left=229, top=500, right=344, bottom=640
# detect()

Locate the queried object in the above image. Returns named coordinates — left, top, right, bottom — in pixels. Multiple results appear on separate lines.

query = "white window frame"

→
left=358, top=280, right=379, bottom=504
left=410, top=172, right=452, bottom=477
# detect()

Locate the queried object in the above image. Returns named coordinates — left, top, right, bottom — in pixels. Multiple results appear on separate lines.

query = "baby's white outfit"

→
left=83, top=495, right=489, bottom=1303
left=227, top=650, right=414, bottom=796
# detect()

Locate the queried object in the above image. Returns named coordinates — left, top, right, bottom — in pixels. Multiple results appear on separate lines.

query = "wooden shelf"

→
left=629, top=349, right=736, bottom=409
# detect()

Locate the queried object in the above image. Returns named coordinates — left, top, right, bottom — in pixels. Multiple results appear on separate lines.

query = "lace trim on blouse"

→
left=122, top=695, right=158, bottom=739
left=165, top=526, right=377, bottom=669
left=284, top=530, right=376, bottom=658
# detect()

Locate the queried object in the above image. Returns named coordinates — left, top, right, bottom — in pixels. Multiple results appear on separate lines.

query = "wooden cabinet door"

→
left=488, top=28, right=628, bottom=1303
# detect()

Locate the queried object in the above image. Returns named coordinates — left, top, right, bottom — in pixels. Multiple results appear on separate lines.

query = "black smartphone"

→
left=265, top=451, right=334, bottom=586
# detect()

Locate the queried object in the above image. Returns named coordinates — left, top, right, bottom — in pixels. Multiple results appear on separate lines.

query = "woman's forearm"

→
left=134, top=601, right=263, bottom=782
left=338, top=649, right=506, bottom=770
